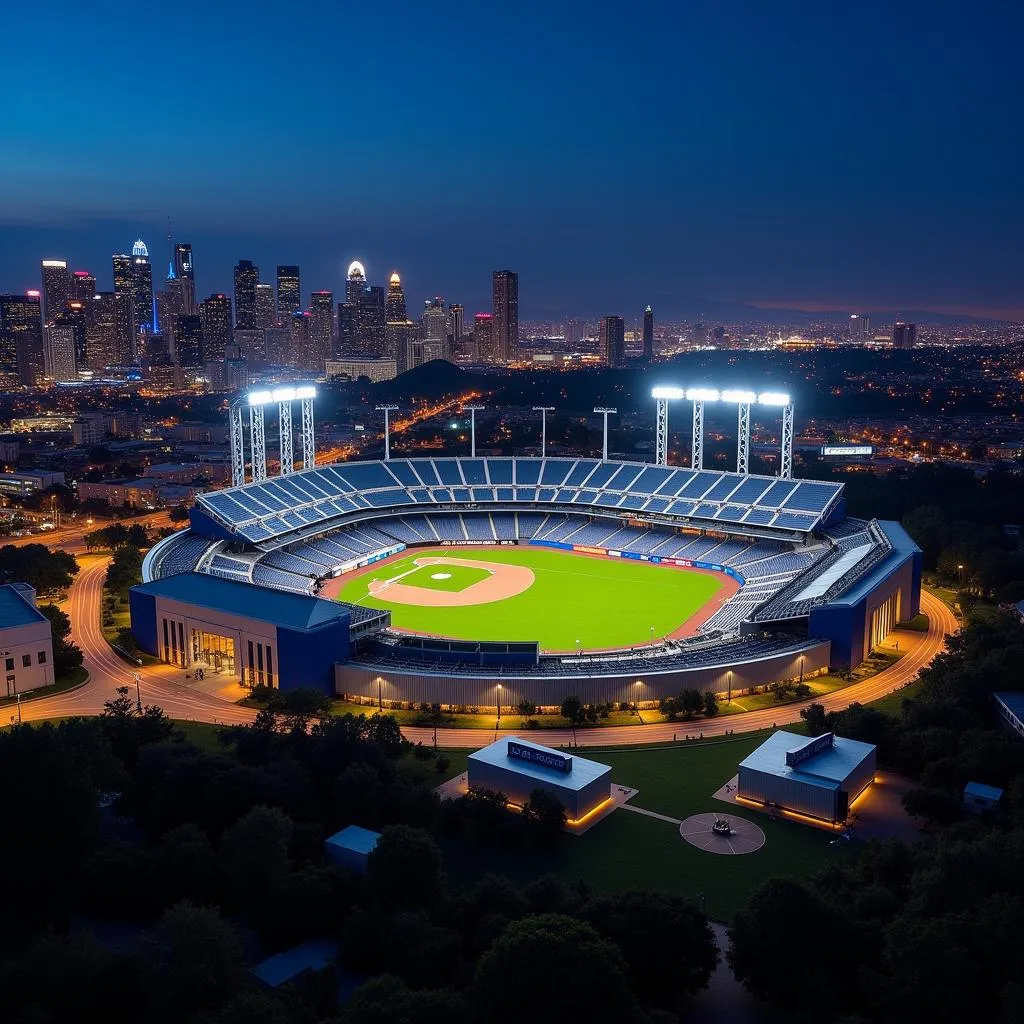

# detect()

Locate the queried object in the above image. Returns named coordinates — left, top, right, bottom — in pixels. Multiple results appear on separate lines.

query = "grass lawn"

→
left=441, top=731, right=849, bottom=921
left=338, top=546, right=723, bottom=650
left=869, top=678, right=925, bottom=717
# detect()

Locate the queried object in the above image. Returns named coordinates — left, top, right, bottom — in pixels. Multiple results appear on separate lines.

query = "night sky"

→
left=3, top=1, right=1021, bottom=319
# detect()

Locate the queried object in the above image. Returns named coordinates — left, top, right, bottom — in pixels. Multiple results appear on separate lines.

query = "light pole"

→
left=594, top=407, right=617, bottom=462
left=377, top=676, right=383, bottom=710
left=799, top=655, right=805, bottom=686
left=728, top=670, right=733, bottom=703
left=16, top=692, right=21, bottom=724
left=533, top=406, right=555, bottom=458
left=466, top=404, right=484, bottom=458
left=957, top=563, right=964, bottom=587
left=650, top=625, right=655, bottom=647
left=134, top=671, right=142, bottom=712
left=635, top=680, right=643, bottom=724
left=496, top=683, right=502, bottom=723
left=376, top=404, right=399, bottom=460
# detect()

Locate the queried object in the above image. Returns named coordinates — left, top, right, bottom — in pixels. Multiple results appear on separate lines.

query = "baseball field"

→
left=335, top=545, right=733, bottom=650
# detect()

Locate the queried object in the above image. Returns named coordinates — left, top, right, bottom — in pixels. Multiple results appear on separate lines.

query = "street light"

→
left=375, top=405, right=399, bottom=461
left=533, top=406, right=555, bottom=459
left=594, top=407, right=617, bottom=462
left=465, top=404, right=484, bottom=458
left=799, top=655, right=805, bottom=686
left=496, top=683, right=502, bottom=722
left=134, top=671, right=142, bottom=712
left=728, top=670, right=733, bottom=703
left=376, top=676, right=383, bottom=710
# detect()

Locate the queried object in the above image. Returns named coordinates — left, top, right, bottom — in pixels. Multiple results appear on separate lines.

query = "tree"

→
left=367, top=825, right=443, bottom=909
left=105, top=545, right=143, bottom=601
left=702, top=690, right=718, bottom=717
left=219, top=804, right=295, bottom=906
left=560, top=694, right=585, bottom=726
left=472, top=914, right=639, bottom=1023
left=516, top=699, right=538, bottom=718
left=585, top=890, right=718, bottom=1007
left=0, top=543, right=78, bottom=593
left=168, top=505, right=190, bottom=523
left=522, top=788, right=567, bottom=845
left=345, top=975, right=468, bottom=1024
left=679, top=688, right=704, bottom=720
left=40, top=602, right=84, bottom=676
left=801, top=701, right=828, bottom=734
left=902, top=787, right=963, bottom=828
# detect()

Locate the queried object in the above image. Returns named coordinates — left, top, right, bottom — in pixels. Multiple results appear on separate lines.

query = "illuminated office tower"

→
left=254, top=282, right=275, bottom=329
left=565, top=318, right=581, bottom=349
left=892, top=321, right=917, bottom=349
left=199, top=293, right=233, bottom=362
left=173, top=243, right=196, bottom=313
left=310, top=290, right=334, bottom=369
left=421, top=297, right=448, bottom=361
left=112, top=253, right=135, bottom=361
left=491, top=269, right=518, bottom=362
left=289, top=310, right=314, bottom=370
left=384, top=272, right=408, bottom=361
left=385, top=272, right=407, bottom=321
left=40, top=260, right=69, bottom=325
left=69, top=269, right=95, bottom=306
left=337, top=301, right=357, bottom=353
left=849, top=314, right=870, bottom=343
left=357, top=285, right=385, bottom=354
left=599, top=315, right=625, bottom=368
left=86, top=292, right=118, bottom=370
left=473, top=312, right=494, bottom=361
left=173, top=314, right=204, bottom=368
left=54, top=302, right=88, bottom=371
left=233, top=259, right=259, bottom=329
left=643, top=305, right=654, bottom=361
left=131, top=240, right=154, bottom=338
left=276, top=265, right=300, bottom=321
left=346, top=260, right=367, bottom=304
left=1, top=292, right=44, bottom=386
left=43, top=326, right=77, bottom=382
left=448, top=303, right=465, bottom=347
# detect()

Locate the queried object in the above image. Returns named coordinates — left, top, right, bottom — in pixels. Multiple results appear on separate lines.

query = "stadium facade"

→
left=133, top=455, right=921, bottom=705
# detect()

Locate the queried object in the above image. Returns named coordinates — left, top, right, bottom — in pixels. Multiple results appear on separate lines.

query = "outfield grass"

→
left=441, top=731, right=849, bottom=921
left=338, top=546, right=724, bottom=650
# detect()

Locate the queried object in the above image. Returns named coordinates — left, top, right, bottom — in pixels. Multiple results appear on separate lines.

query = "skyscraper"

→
left=892, top=321, right=917, bottom=349
left=448, top=303, right=465, bottom=348
left=40, top=260, right=69, bottom=325
left=129, top=240, right=155, bottom=353
left=43, top=326, right=77, bottom=382
left=276, top=266, right=300, bottom=322
left=53, top=302, right=87, bottom=373
left=421, top=297, right=448, bottom=361
left=310, top=291, right=334, bottom=370
left=199, top=294, right=233, bottom=362
left=600, top=315, right=625, bottom=368
left=112, top=253, right=135, bottom=362
left=173, top=243, right=196, bottom=314
left=385, top=272, right=407, bottom=322
left=233, top=260, right=259, bottom=329
left=565, top=318, right=581, bottom=349
left=346, top=260, right=367, bottom=304
left=357, top=286, right=386, bottom=355
left=642, top=305, right=654, bottom=361
left=337, top=302, right=358, bottom=353
left=85, top=293, right=118, bottom=370
left=69, top=270, right=96, bottom=305
left=254, top=283, right=275, bottom=329
left=492, top=270, right=518, bottom=362
left=289, top=311, right=313, bottom=370
left=173, top=315, right=204, bottom=368
left=1, top=292, right=44, bottom=386
left=849, top=314, right=870, bottom=343
left=473, top=312, right=494, bottom=362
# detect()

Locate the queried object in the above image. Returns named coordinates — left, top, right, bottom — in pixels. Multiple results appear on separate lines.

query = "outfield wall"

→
left=529, top=538, right=747, bottom=583
left=334, top=639, right=831, bottom=706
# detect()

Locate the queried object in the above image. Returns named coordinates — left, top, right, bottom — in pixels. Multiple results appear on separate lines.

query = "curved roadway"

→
left=10, top=556, right=955, bottom=747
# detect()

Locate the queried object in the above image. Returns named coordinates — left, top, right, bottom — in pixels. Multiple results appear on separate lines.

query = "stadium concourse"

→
left=128, top=455, right=924, bottom=708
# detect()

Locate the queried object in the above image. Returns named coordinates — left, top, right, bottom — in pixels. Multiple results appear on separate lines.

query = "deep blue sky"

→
left=2, top=0, right=1021, bottom=318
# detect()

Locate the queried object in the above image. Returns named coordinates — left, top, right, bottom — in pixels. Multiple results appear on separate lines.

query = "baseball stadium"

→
left=131, top=386, right=922, bottom=708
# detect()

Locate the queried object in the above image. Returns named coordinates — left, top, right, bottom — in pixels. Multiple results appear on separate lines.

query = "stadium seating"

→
left=156, top=534, right=214, bottom=578
left=252, top=564, right=312, bottom=594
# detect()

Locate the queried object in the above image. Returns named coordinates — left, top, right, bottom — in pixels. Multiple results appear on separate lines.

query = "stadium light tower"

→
left=229, top=401, right=246, bottom=487
left=465, top=404, right=484, bottom=458
left=722, top=390, right=756, bottom=475
left=651, top=387, right=684, bottom=466
left=594, top=407, right=617, bottom=462
left=533, top=406, right=555, bottom=458
left=376, top=404, right=399, bottom=460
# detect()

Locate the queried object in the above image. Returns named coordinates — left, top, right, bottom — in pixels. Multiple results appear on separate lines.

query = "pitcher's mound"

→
left=679, top=813, right=765, bottom=855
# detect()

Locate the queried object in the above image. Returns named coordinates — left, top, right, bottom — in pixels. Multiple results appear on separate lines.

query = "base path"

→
left=11, top=569, right=954, bottom=752
left=367, top=556, right=535, bottom=607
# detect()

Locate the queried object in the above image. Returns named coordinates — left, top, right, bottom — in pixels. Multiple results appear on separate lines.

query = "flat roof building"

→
left=737, top=730, right=876, bottom=824
left=467, top=737, right=612, bottom=822
left=993, top=692, right=1024, bottom=740
left=0, top=583, right=55, bottom=696
left=325, top=825, right=380, bottom=874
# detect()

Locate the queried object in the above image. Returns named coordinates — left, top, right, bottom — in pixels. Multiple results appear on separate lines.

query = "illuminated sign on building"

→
left=821, top=446, right=874, bottom=456
left=508, top=740, right=572, bottom=773
left=785, top=732, right=835, bottom=768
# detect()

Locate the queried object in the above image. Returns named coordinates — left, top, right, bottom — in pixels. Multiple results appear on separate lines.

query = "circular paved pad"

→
left=679, top=813, right=766, bottom=855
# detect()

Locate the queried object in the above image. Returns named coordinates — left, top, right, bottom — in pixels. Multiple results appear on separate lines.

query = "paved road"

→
left=9, top=561, right=954, bottom=747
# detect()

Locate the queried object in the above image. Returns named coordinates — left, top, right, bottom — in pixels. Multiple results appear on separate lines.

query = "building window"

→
left=5, top=658, right=12, bottom=671
left=38, top=650, right=46, bottom=664
left=22, top=654, right=30, bottom=668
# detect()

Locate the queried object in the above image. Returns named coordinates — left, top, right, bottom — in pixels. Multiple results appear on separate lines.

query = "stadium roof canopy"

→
left=131, top=572, right=347, bottom=630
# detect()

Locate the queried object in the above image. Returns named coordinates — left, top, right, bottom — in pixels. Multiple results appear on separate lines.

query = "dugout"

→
left=737, top=730, right=876, bottom=824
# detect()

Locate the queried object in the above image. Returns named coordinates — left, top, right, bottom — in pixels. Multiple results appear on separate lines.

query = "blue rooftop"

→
left=469, top=737, right=611, bottom=792
left=0, top=584, right=46, bottom=629
left=325, top=825, right=380, bottom=856
left=964, top=781, right=1004, bottom=801
left=131, top=572, right=348, bottom=631
left=740, top=730, right=875, bottom=789
left=253, top=939, right=338, bottom=988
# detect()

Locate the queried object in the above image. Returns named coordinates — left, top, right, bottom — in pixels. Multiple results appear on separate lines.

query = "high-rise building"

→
left=849, top=314, right=870, bottom=343
left=131, top=240, right=155, bottom=340
left=173, top=314, right=204, bottom=368
left=310, top=291, right=334, bottom=369
left=69, top=270, right=96, bottom=306
left=642, top=305, right=654, bottom=361
left=600, top=315, right=626, bottom=368
left=289, top=311, right=314, bottom=370
left=892, top=321, right=917, bottom=349
left=391, top=321, right=418, bottom=374
left=492, top=270, right=518, bottom=362
left=346, top=260, right=367, bottom=305
left=357, top=285, right=386, bottom=355
left=1, top=292, right=45, bottom=386
left=448, top=303, right=465, bottom=348
left=421, top=297, right=448, bottom=362
left=233, top=260, right=259, bottom=329
left=85, top=293, right=118, bottom=370
left=112, top=253, right=135, bottom=362
left=199, top=293, right=232, bottom=362
left=473, top=312, right=494, bottom=362
left=565, top=318, right=581, bottom=349
left=276, top=266, right=300, bottom=321
left=385, top=272, right=407, bottom=322
left=40, top=260, right=69, bottom=325
left=173, top=243, right=196, bottom=314
left=254, top=283, right=275, bottom=329
left=337, top=301, right=358, bottom=354
left=53, top=302, right=88, bottom=372
left=43, top=326, right=77, bottom=382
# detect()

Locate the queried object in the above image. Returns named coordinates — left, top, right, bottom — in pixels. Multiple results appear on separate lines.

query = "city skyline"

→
left=1, top=2, right=1021, bottom=320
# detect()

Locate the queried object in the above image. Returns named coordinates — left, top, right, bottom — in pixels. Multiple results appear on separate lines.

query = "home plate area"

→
left=366, top=556, right=535, bottom=607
